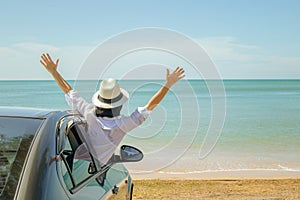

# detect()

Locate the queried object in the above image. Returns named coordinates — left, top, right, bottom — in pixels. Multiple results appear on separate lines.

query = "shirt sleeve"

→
left=65, top=90, right=91, bottom=117
left=117, top=106, right=152, bottom=133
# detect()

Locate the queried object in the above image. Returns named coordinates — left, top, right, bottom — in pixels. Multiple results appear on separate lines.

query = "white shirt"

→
left=65, top=90, right=151, bottom=165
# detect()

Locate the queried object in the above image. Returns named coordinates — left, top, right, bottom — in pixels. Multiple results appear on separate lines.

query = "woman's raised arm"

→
left=40, top=53, right=72, bottom=94
left=145, top=67, right=185, bottom=110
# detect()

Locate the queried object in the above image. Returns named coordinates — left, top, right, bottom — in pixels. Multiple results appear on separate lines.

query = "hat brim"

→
left=92, top=88, right=129, bottom=109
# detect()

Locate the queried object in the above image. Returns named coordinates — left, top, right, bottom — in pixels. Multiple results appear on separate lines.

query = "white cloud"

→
left=12, top=42, right=60, bottom=52
left=0, top=43, right=92, bottom=80
left=197, top=37, right=300, bottom=78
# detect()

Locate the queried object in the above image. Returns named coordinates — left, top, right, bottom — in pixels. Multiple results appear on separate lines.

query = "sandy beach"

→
left=131, top=170, right=300, bottom=199
left=133, top=179, right=300, bottom=200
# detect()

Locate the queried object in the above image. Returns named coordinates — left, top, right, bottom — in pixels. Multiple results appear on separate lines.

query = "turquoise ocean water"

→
left=1, top=80, right=300, bottom=175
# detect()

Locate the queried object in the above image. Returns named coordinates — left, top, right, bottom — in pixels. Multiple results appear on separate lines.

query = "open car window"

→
left=0, top=117, right=44, bottom=199
left=59, top=120, right=105, bottom=193
left=57, top=116, right=132, bottom=197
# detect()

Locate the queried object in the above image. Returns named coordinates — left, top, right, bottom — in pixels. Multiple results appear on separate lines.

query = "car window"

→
left=0, top=117, right=44, bottom=199
left=60, top=124, right=98, bottom=190
left=58, top=117, right=132, bottom=199
left=59, top=121, right=111, bottom=198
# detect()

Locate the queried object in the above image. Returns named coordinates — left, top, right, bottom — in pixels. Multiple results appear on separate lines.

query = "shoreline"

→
left=130, top=169, right=300, bottom=180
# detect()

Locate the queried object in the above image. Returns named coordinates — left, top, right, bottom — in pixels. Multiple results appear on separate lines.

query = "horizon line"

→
left=1, top=78, right=300, bottom=81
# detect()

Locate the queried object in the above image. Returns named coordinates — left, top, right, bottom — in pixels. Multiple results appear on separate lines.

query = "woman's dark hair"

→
left=95, top=106, right=122, bottom=118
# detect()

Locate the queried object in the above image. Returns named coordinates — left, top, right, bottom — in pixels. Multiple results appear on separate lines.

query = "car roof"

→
left=0, top=106, right=55, bottom=119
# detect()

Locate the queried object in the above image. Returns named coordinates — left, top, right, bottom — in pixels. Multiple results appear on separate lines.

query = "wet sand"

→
left=133, top=179, right=300, bottom=200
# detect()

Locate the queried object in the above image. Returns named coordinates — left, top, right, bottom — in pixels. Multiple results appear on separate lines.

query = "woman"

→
left=40, top=53, right=185, bottom=166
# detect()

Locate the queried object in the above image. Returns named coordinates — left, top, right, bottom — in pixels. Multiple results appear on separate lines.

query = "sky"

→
left=0, top=0, right=299, bottom=80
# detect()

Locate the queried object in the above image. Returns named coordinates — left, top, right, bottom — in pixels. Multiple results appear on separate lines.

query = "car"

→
left=0, top=106, right=143, bottom=200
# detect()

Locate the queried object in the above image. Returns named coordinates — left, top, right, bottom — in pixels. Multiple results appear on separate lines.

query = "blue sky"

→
left=0, top=0, right=299, bottom=79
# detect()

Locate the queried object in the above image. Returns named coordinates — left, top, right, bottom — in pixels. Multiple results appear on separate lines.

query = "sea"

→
left=1, top=80, right=300, bottom=178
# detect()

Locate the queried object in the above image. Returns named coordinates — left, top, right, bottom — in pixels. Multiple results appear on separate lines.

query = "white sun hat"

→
left=92, top=78, right=129, bottom=109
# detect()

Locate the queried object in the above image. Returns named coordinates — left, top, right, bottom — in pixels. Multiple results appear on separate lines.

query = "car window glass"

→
left=0, top=117, right=43, bottom=199
left=61, top=139, right=73, bottom=190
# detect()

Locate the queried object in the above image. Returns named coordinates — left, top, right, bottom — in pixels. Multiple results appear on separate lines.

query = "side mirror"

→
left=120, top=145, right=143, bottom=162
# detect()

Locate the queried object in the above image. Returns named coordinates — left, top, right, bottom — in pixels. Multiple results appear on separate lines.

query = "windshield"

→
left=0, top=117, right=44, bottom=199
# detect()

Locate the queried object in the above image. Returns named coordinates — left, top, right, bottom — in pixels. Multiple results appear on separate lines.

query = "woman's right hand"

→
left=40, top=53, right=59, bottom=75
